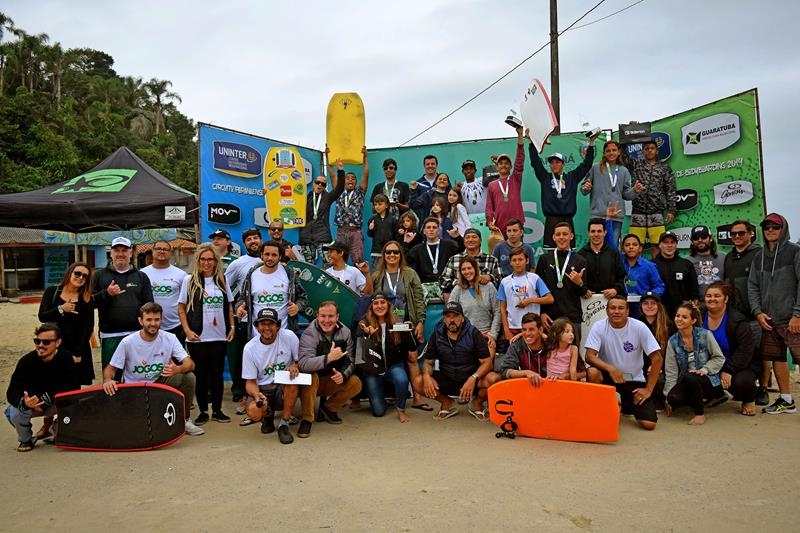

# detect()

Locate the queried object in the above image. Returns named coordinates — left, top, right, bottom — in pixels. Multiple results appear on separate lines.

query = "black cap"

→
left=323, top=241, right=349, bottom=253
left=640, top=291, right=661, bottom=303
left=444, top=301, right=464, bottom=315
left=461, top=159, right=476, bottom=169
left=208, top=229, right=231, bottom=240
left=463, top=228, right=482, bottom=239
left=691, top=225, right=710, bottom=239
left=254, top=308, right=279, bottom=324
left=658, top=231, right=678, bottom=243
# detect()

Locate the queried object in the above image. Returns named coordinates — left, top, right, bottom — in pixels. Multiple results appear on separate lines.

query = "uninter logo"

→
left=681, top=113, right=741, bottom=155
left=212, top=141, right=262, bottom=178
left=52, top=169, right=137, bottom=194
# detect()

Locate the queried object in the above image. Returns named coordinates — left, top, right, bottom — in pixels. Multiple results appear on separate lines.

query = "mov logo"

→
left=208, top=203, right=241, bottom=225
left=675, top=189, right=699, bottom=212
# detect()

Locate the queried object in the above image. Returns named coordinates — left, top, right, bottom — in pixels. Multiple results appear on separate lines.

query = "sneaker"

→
left=297, top=420, right=312, bottom=438
left=261, top=415, right=275, bottom=434
left=278, top=424, right=294, bottom=444
left=318, top=404, right=343, bottom=424
left=185, top=419, right=206, bottom=436
left=762, top=397, right=797, bottom=415
left=755, top=386, right=770, bottom=406
left=211, top=411, right=231, bottom=423
left=194, top=412, right=209, bottom=426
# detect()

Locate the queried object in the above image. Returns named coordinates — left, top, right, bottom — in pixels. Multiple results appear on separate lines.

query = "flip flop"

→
left=239, top=416, right=256, bottom=426
left=468, top=407, right=488, bottom=421
left=411, top=403, right=434, bottom=412
left=17, top=440, right=35, bottom=452
left=434, top=407, right=459, bottom=421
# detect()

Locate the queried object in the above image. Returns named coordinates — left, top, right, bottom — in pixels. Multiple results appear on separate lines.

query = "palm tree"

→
left=144, top=78, right=181, bottom=135
left=43, top=42, right=73, bottom=105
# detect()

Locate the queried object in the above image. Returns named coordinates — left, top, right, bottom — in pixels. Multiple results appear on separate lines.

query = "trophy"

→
left=505, top=108, right=523, bottom=129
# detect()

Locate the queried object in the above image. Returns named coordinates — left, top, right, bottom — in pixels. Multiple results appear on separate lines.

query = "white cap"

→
left=111, top=236, right=132, bottom=248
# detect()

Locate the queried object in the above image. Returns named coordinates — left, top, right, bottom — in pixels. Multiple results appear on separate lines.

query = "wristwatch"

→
left=471, top=373, right=480, bottom=381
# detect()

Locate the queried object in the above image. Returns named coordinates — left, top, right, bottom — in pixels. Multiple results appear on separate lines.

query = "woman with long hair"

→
left=446, top=187, right=469, bottom=243
left=702, top=281, right=758, bottom=416
left=358, top=292, right=419, bottom=422
left=449, top=256, right=500, bottom=355
left=581, top=139, right=642, bottom=245
left=178, top=243, right=235, bottom=425
left=38, top=262, right=95, bottom=385
left=371, top=240, right=430, bottom=411
left=664, top=301, right=726, bottom=425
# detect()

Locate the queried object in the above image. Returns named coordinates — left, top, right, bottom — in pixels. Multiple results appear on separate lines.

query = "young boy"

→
left=497, top=247, right=554, bottom=341
left=367, top=194, right=397, bottom=267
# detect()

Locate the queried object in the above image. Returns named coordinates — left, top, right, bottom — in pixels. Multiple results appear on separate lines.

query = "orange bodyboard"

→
left=488, top=378, right=620, bottom=443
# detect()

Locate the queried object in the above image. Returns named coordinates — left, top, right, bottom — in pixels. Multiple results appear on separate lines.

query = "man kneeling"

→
left=412, top=302, right=497, bottom=421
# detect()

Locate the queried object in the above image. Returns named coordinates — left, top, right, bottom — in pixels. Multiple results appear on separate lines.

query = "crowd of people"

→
left=5, top=132, right=799, bottom=452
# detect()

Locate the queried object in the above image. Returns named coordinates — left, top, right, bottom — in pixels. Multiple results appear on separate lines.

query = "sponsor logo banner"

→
left=52, top=169, right=137, bottom=194
left=208, top=203, right=241, bottom=225
left=668, top=226, right=695, bottom=249
left=681, top=113, right=741, bottom=155
left=713, top=180, right=753, bottom=205
left=716, top=223, right=734, bottom=246
left=213, top=141, right=262, bottom=178
left=674, top=189, right=699, bottom=212
left=624, top=131, right=672, bottom=161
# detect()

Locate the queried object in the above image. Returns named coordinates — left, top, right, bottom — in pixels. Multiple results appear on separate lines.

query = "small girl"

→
left=430, top=196, right=455, bottom=241
left=544, top=318, right=580, bottom=381
left=446, top=187, right=470, bottom=241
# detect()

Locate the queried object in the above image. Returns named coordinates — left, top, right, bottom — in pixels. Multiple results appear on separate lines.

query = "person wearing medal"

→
left=498, top=247, right=554, bottom=342
left=529, top=130, right=598, bottom=248
left=370, top=157, right=410, bottom=219
left=485, top=124, right=526, bottom=238
left=406, top=217, right=460, bottom=285
left=457, top=159, right=487, bottom=215
left=299, top=154, right=346, bottom=266
left=330, top=146, right=369, bottom=265
left=535, top=222, right=590, bottom=340
left=581, top=139, right=644, bottom=246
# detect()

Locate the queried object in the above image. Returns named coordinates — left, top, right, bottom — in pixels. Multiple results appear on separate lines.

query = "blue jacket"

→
left=529, top=144, right=595, bottom=217
left=424, top=318, right=489, bottom=381
left=664, top=326, right=725, bottom=396
left=623, top=256, right=665, bottom=297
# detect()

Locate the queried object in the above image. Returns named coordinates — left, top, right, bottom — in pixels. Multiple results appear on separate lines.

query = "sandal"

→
left=433, top=407, right=459, bottom=421
left=468, top=407, right=488, bottom=421
left=239, top=416, right=256, bottom=426
left=411, top=403, right=434, bottom=412
left=17, top=440, right=35, bottom=452
left=740, top=404, right=757, bottom=416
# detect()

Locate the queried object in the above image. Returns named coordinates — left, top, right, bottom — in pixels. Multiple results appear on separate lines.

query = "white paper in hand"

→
left=520, top=78, right=558, bottom=153
left=274, top=370, right=312, bottom=386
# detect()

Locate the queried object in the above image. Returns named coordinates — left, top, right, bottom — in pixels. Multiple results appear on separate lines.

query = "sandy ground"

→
left=1, top=301, right=798, bottom=532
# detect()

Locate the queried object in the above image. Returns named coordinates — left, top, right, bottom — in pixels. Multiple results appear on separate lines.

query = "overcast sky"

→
left=6, top=0, right=800, bottom=232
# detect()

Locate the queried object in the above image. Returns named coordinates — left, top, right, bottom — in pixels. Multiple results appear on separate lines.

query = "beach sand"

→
left=1, top=301, right=797, bottom=532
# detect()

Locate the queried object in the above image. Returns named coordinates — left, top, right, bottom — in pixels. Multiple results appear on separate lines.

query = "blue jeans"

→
left=363, top=363, right=409, bottom=416
left=609, top=220, right=623, bottom=248
left=5, top=404, right=56, bottom=443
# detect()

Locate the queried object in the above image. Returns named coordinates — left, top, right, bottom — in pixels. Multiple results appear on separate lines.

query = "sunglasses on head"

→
left=384, top=249, right=401, bottom=255
left=72, top=271, right=90, bottom=280
left=33, top=338, right=55, bottom=346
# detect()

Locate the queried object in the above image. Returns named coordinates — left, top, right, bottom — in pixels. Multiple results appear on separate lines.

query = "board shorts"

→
left=760, top=325, right=800, bottom=362
left=629, top=213, right=666, bottom=245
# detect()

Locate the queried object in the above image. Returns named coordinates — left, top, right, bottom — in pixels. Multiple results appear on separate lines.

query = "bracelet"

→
left=472, top=373, right=480, bottom=380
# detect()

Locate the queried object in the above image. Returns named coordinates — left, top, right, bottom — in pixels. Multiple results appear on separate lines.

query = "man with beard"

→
left=577, top=218, right=626, bottom=299
left=687, top=225, right=725, bottom=298
left=209, top=229, right=237, bottom=271
left=412, top=301, right=496, bottom=421
left=103, top=302, right=204, bottom=436
left=264, top=221, right=300, bottom=263
left=224, top=227, right=264, bottom=403
left=5, top=323, right=81, bottom=452
left=300, top=165, right=345, bottom=266
left=331, top=146, right=369, bottom=265
left=584, top=295, right=663, bottom=430
left=652, top=231, right=699, bottom=318
left=91, top=236, right=154, bottom=369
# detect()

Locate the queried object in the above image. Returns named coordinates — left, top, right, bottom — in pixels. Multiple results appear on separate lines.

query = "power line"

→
left=399, top=0, right=645, bottom=146
left=571, top=0, right=645, bottom=30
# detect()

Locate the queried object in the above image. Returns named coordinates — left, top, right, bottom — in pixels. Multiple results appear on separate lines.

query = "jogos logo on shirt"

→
left=256, top=292, right=285, bottom=305
left=263, top=361, right=287, bottom=376
left=202, top=291, right=224, bottom=308
left=152, top=284, right=174, bottom=295
left=133, top=359, right=164, bottom=376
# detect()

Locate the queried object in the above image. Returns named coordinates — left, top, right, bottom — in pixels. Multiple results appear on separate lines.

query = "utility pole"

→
left=550, top=0, right=561, bottom=134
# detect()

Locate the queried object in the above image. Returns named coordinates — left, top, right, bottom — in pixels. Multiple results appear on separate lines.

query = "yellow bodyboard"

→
left=326, top=92, right=365, bottom=164
left=263, top=146, right=307, bottom=229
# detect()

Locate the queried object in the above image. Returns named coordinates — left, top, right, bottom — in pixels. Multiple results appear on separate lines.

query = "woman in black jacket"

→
left=702, top=281, right=758, bottom=415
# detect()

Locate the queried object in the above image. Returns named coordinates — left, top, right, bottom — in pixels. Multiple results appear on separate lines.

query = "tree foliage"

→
left=0, top=13, right=198, bottom=194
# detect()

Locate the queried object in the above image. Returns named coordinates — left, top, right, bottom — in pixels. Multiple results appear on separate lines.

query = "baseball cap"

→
left=547, top=153, right=565, bottom=163
left=760, top=213, right=783, bottom=228
left=111, top=237, right=131, bottom=248
left=463, top=228, right=482, bottom=239
left=254, top=308, right=279, bottom=324
left=658, top=231, right=678, bottom=243
left=208, top=229, right=231, bottom=240
left=640, top=291, right=661, bottom=303
left=690, top=225, right=710, bottom=239
left=444, top=301, right=464, bottom=316
left=323, top=241, right=349, bottom=253
left=496, top=153, right=512, bottom=164
left=371, top=291, right=390, bottom=303
left=461, top=159, right=476, bottom=169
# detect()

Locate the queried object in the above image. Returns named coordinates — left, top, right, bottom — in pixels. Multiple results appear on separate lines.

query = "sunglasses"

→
left=72, top=271, right=90, bottom=280
left=33, top=338, right=55, bottom=346
left=384, top=249, right=401, bottom=255
left=269, top=227, right=284, bottom=232
left=763, top=224, right=782, bottom=231
left=729, top=230, right=748, bottom=237
left=692, top=234, right=710, bottom=240
left=314, top=181, right=326, bottom=186
left=384, top=166, right=397, bottom=170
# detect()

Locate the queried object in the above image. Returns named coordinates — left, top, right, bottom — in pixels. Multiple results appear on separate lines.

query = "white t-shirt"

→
left=249, top=267, right=290, bottom=331
left=497, top=272, right=551, bottom=329
left=325, top=265, right=366, bottom=294
left=110, top=330, right=189, bottom=384
left=461, top=180, right=487, bottom=214
left=584, top=318, right=661, bottom=382
left=224, top=254, right=261, bottom=299
left=178, top=275, right=234, bottom=342
left=142, top=265, right=186, bottom=330
left=241, top=329, right=299, bottom=386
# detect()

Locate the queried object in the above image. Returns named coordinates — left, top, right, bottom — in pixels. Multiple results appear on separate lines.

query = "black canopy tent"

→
left=0, top=146, right=198, bottom=232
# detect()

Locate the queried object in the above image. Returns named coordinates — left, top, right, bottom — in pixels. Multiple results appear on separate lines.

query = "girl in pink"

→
left=544, top=318, right=580, bottom=381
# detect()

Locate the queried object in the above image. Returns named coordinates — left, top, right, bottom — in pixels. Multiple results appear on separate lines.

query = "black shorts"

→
left=601, top=372, right=658, bottom=423
left=433, top=371, right=474, bottom=397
